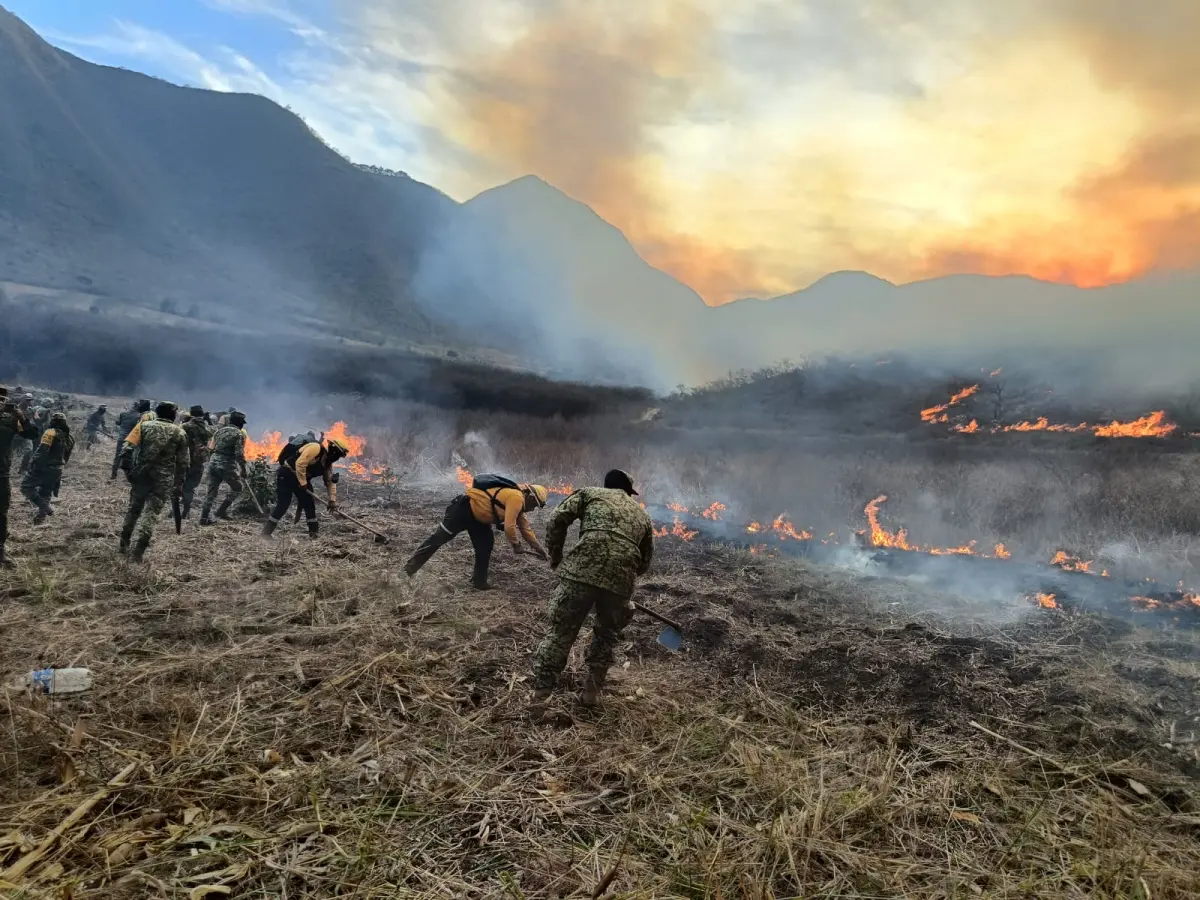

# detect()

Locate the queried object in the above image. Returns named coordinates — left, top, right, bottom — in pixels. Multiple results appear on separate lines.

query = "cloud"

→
left=44, top=0, right=1200, bottom=302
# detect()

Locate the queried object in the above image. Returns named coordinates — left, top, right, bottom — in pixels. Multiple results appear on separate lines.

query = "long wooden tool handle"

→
left=633, top=601, right=682, bottom=632
left=285, top=464, right=389, bottom=542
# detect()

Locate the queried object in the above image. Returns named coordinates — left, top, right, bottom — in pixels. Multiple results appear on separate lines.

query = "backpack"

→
left=277, top=432, right=318, bottom=468
left=472, top=474, right=521, bottom=531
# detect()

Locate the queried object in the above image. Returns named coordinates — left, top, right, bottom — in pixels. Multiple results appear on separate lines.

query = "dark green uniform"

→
left=533, top=487, right=655, bottom=695
left=200, top=424, right=246, bottom=524
left=180, top=418, right=214, bottom=518
left=21, top=421, right=74, bottom=522
left=1, top=402, right=39, bottom=565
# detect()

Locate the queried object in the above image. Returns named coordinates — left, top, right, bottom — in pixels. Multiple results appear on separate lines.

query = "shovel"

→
left=633, top=601, right=683, bottom=652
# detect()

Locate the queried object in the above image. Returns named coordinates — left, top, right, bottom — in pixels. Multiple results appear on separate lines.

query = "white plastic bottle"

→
left=27, top=668, right=93, bottom=694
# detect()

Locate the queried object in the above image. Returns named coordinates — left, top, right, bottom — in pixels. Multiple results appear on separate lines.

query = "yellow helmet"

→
left=327, top=438, right=349, bottom=456
left=527, top=484, right=549, bottom=508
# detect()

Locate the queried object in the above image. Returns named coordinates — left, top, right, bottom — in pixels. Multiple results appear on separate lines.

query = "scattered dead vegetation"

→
left=2, top=434, right=1199, bottom=898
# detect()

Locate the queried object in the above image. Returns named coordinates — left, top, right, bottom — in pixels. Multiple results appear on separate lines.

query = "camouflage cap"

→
left=50, top=412, right=68, bottom=426
left=155, top=400, right=179, bottom=418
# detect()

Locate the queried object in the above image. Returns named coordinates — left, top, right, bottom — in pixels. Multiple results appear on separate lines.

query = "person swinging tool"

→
left=404, top=474, right=550, bottom=590
left=262, top=434, right=348, bottom=539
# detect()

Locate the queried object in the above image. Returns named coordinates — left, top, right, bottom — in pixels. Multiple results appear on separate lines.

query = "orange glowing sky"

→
left=400, top=0, right=1200, bottom=303
left=43, top=0, right=1200, bottom=305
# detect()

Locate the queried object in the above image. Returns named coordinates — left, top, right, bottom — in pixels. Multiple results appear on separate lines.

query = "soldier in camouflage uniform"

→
left=180, top=405, right=214, bottom=519
left=118, top=401, right=188, bottom=562
left=532, top=469, right=654, bottom=708
left=111, top=399, right=152, bottom=479
left=16, top=399, right=52, bottom=475
left=0, top=388, right=39, bottom=567
left=21, top=412, right=74, bottom=524
left=200, top=410, right=248, bottom=526
left=10, top=394, right=35, bottom=476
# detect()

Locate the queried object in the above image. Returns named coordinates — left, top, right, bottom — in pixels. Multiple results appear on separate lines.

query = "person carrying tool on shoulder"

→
left=262, top=433, right=349, bottom=539
left=531, top=469, right=654, bottom=708
left=200, top=410, right=248, bottom=525
left=404, top=474, right=549, bottom=590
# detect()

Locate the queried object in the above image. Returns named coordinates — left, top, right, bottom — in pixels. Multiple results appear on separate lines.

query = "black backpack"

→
left=471, top=474, right=521, bottom=531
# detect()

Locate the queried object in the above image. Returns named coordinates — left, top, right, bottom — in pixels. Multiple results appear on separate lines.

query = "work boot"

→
left=262, top=519, right=278, bottom=539
left=307, top=520, right=319, bottom=540
left=579, top=669, right=607, bottom=708
left=215, top=499, right=233, bottom=521
left=130, top=538, right=150, bottom=563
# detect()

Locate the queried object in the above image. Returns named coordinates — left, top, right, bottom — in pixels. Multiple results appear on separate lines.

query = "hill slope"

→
left=0, top=4, right=453, bottom=339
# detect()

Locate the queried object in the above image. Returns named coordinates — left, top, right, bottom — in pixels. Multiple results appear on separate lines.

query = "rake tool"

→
left=633, top=601, right=683, bottom=651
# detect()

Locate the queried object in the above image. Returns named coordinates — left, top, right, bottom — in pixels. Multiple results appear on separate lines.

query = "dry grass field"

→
left=2, top=386, right=1199, bottom=898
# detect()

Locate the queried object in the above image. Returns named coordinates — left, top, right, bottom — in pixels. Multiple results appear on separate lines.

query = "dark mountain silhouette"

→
left=0, top=3, right=454, bottom=341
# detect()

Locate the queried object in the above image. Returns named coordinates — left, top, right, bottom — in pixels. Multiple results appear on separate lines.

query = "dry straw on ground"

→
left=1, top=429, right=1199, bottom=898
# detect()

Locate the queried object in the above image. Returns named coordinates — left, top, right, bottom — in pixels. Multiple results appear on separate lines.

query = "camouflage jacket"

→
left=182, top=419, right=214, bottom=468
left=122, top=418, right=188, bottom=488
left=86, top=409, right=108, bottom=431
left=0, top=407, right=38, bottom=474
left=30, top=424, right=75, bottom=471
left=209, top=425, right=246, bottom=465
left=546, top=487, right=655, bottom=597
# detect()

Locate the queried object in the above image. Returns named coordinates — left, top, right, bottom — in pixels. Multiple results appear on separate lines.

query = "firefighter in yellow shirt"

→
left=262, top=434, right=349, bottom=539
left=405, top=475, right=549, bottom=590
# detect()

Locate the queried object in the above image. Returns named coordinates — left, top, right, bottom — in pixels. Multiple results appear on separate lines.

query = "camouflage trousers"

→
left=14, top=438, right=33, bottom=475
left=121, top=475, right=170, bottom=551
left=200, top=460, right=243, bottom=519
left=532, top=578, right=635, bottom=690
left=181, top=462, right=207, bottom=516
left=20, top=469, right=58, bottom=515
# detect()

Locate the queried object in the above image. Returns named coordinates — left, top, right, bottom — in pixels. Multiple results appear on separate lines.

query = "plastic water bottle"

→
left=26, top=668, right=93, bottom=695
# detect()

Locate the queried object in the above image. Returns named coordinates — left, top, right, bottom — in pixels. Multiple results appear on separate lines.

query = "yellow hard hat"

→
left=328, top=438, right=349, bottom=455
left=528, top=484, right=549, bottom=508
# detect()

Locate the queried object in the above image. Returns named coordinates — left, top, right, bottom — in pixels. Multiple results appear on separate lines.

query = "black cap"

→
left=135, top=399, right=151, bottom=412
left=603, top=469, right=638, bottom=496
left=189, top=404, right=205, bottom=416
left=155, top=400, right=178, bottom=420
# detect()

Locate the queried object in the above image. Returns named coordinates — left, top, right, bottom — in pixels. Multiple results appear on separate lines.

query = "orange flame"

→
left=244, top=430, right=284, bottom=461
left=325, top=421, right=366, bottom=457
left=1030, top=593, right=1059, bottom=609
left=1093, top=411, right=1176, bottom=439
left=548, top=482, right=575, bottom=496
left=953, top=420, right=980, bottom=434
left=746, top=521, right=765, bottom=534
left=994, top=543, right=1011, bottom=559
left=920, top=385, right=980, bottom=424
left=771, top=514, right=812, bottom=541
left=1050, top=551, right=1093, bottom=574
left=456, top=465, right=473, bottom=489
left=700, top=502, right=726, bottom=521
left=929, top=541, right=978, bottom=556
left=863, top=495, right=916, bottom=551
left=667, top=502, right=689, bottom=514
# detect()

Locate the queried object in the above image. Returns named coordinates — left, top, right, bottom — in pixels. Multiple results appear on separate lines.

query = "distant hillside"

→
left=0, top=4, right=455, bottom=341
left=416, top=175, right=716, bottom=387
